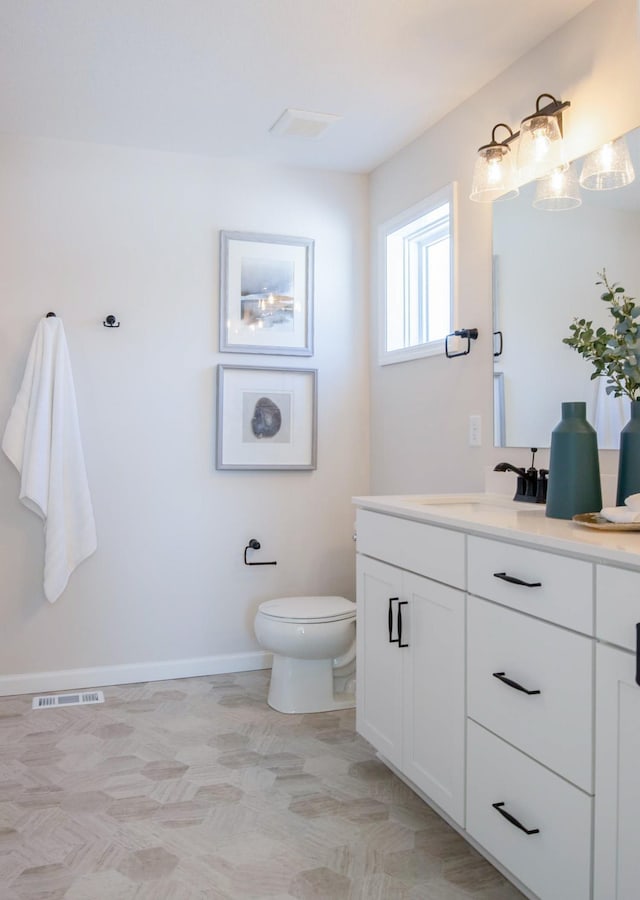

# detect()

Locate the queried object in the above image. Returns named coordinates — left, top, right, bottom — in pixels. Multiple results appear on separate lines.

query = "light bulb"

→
left=517, top=114, right=565, bottom=183
left=470, top=144, right=518, bottom=202
left=533, top=162, right=581, bottom=211
left=580, top=136, right=636, bottom=190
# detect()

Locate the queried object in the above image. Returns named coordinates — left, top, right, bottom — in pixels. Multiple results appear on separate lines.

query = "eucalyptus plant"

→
left=564, top=270, right=640, bottom=402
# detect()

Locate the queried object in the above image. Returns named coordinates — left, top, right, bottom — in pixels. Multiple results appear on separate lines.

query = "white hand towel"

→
left=600, top=506, right=640, bottom=524
left=2, top=317, right=97, bottom=602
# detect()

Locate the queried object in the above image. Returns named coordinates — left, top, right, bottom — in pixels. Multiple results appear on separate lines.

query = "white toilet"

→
left=254, top=595, right=356, bottom=714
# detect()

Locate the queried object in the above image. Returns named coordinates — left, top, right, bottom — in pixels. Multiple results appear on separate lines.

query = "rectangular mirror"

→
left=493, top=126, right=640, bottom=448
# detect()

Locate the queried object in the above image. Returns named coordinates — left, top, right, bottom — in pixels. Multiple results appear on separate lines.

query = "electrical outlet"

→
left=469, top=415, right=482, bottom=447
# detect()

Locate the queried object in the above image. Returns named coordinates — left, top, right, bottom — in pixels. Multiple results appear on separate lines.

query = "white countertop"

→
left=353, top=493, right=640, bottom=569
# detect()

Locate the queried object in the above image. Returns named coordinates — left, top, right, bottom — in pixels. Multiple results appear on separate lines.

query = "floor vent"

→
left=32, top=690, right=105, bottom=710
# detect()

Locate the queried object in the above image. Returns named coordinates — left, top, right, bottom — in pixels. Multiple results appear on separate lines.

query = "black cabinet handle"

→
left=636, top=623, right=640, bottom=686
left=492, top=802, right=540, bottom=835
left=398, top=600, right=408, bottom=648
left=492, top=671, right=541, bottom=696
left=388, top=598, right=399, bottom=643
left=493, top=572, right=542, bottom=588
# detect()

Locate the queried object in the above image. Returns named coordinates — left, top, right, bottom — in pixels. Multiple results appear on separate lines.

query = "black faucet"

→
left=494, top=448, right=548, bottom=504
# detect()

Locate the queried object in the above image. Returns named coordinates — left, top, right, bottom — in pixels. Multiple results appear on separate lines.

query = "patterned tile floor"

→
left=0, top=671, right=525, bottom=899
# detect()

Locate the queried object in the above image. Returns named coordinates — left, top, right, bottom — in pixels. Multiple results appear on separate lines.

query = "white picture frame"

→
left=219, top=231, right=314, bottom=356
left=216, top=365, right=317, bottom=470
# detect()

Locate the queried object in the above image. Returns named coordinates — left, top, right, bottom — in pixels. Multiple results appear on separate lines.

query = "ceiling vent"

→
left=269, top=108, right=342, bottom=140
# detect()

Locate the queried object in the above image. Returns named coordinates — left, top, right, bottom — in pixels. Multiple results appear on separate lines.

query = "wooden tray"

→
left=572, top=512, right=640, bottom=531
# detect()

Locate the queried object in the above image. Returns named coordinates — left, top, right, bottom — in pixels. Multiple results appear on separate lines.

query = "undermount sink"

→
left=412, top=494, right=516, bottom=507
left=405, top=494, right=546, bottom=515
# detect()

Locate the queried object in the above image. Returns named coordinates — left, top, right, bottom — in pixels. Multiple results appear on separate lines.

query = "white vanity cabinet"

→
left=355, top=509, right=466, bottom=824
left=594, top=566, right=640, bottom=900
left=353, top=493, right=640, bottom=900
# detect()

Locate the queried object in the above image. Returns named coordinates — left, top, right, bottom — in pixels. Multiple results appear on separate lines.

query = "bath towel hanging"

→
left=2, top=316, right=97, bottom=602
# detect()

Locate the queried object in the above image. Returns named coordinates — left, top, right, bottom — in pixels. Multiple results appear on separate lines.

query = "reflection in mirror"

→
left=493, top=127, right=640, bottom=448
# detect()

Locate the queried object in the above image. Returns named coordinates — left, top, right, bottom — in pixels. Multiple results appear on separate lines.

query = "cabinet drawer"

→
left=596, top=565, right=640, bottom=651
left=467, top=720, right=592, bottom=900
left=467, top=535, right=593, bottom=633
left=468, top=597, right=593, bottom=791
left=356, top=509, right=464, bottom=589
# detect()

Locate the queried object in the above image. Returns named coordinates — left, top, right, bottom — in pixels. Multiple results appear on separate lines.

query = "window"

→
left=379, top=184, right=455, bottom=365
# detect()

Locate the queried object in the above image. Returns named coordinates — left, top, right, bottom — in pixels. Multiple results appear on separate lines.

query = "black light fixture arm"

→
left=477, top=123, right=517, bottom=153
left=478, top=93, right=571, bottom=154
left=521, top=93, right=571, bottom=135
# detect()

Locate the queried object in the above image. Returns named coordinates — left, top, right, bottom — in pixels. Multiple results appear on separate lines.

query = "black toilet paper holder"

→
left=244, top=539, right=277, bottom=567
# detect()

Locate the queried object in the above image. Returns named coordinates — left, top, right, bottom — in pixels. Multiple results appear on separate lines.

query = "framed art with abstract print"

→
left=216, top=365, right=317, bottom=470
left=219, top=231, right=314, bottom=356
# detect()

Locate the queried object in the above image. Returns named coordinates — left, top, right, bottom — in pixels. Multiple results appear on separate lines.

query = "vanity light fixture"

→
left=470, top=92, right=570, bottom=204
left=470, top=94, right=578, bottom=209
left=469, top=124, right=519, bottom=202
left=579, top=135, right=636, bottom=190
left=533, top=162, right=582, bottom=211
left=516, top=93, right=570, bottom=184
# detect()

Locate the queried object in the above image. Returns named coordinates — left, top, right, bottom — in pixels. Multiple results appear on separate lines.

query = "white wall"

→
left=369, top=0, right=640, bottom=493
left=0, top=135, right=369, bottom=692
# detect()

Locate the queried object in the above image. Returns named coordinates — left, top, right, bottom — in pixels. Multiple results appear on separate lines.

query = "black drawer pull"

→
left=493, top=571, right=542, bottom=588
left=398, top=600, right=408, bottom=648
left=492, top=802, right=540, bottom=835
left=492, top=671, right=541, bottom=695
left=388, top=597, right=399, bottom=643
left=636, top=623, right=640, bottom=686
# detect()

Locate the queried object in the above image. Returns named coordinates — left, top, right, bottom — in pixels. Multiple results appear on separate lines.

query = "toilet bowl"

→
left=254, top=596, right=356, bottom=714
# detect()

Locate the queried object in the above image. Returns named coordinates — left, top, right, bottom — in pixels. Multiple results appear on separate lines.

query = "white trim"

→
left=377, top=182, right=458, bottom=367
left=0, top=651, right=272, bottom=698
left=379, top=338, right=446, bottom=366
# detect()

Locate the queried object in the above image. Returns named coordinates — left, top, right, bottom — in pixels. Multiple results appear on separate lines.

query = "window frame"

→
left=378, top=183, right=457, bottom=366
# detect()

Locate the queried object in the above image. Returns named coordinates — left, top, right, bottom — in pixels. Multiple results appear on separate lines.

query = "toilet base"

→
left=268, top=655, right=356, bottom=714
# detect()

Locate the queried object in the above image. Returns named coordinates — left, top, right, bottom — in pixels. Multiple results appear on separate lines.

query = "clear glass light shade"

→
left=469, top=145, right=519, bottom=202
left=533, top=163, right=582, bottom=211
left=579, top=136, right=636, bottom=190
left=517, top=114, right=565, bottom=183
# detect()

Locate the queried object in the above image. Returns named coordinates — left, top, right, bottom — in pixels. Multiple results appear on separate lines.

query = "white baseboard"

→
left=0, top=651, right=273, bottom=698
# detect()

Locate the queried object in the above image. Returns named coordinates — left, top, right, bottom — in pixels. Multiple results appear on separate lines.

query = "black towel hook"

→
left=46, top=311, right=56, bottom=317
left=103, top=314, right=120, bottom=328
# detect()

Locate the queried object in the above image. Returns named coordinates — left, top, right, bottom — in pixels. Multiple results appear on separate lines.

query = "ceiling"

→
left=0, top=0, right=596, bottom=173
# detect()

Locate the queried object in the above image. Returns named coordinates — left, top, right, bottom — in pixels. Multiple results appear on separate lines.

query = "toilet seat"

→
left=258, top=595, right=355, bottom=624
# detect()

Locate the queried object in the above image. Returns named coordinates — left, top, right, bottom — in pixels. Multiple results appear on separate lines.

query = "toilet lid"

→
left=258, top=596, right=355, bottom=623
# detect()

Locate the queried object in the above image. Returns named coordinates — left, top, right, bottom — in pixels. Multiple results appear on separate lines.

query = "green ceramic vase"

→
left=616, top=400, right=640, bottom=505
left=546, top=402, right=602, bottom=520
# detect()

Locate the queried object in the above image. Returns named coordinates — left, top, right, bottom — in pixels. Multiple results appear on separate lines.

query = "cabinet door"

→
left=402, top=572, right=466, bottom=825
left=356, top=556, right=403, bottom=768
left=594, top=643, right=640, bottom=900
